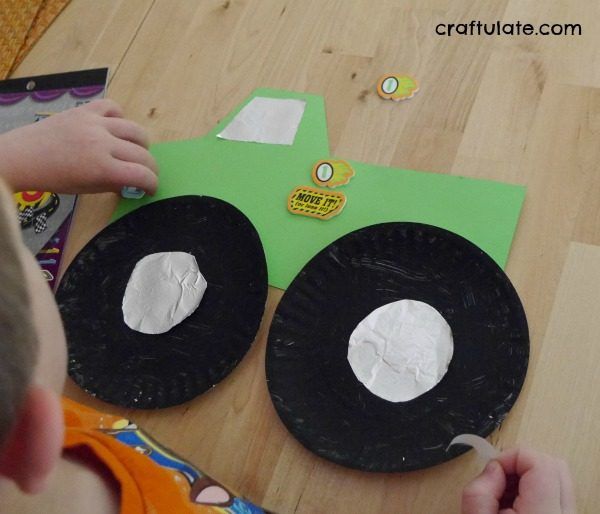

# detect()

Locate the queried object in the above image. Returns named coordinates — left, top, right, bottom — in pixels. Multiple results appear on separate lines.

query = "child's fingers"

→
left=495, top=448, right=522, bottom=475
left=111, top=160, right=158, bottom=195
left=462, top=460, right=507, bottom=514
left=496, top=447, right=555, bottom=477
left=104, top=118, right=150, bottom=148
left=111, top=139, right=158, bottom=176
left=497, top=448, right=563, bottom=513
left=83, top=98, right=124, bottom=118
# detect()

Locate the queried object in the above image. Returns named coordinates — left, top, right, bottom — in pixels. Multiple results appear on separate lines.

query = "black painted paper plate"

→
left=266, top=223, right=528, bottom=472
left=57, top=196, right=268, bottom=409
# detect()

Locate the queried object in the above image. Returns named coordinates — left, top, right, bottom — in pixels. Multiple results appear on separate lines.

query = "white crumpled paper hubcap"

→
left=347, top=299, right=454, bottom=402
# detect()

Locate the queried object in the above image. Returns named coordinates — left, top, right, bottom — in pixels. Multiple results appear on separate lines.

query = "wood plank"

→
left=514, top=242, right=600, bottom=513
left=503, top=0, right=600, bottom=88
left=12, top=0, right=155, bottom=79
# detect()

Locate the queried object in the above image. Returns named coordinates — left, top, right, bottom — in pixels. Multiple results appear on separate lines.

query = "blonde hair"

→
left=0, top=178, right=37, bottom=445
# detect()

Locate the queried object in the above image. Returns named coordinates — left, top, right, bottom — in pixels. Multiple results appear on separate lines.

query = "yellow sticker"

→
left=14, top=191, right=54, bottom=210
left=287, top=186, right=346, bottom=220
left=311, top=160, right=355, bottom=188
left=111, top=419, right=130, bottom=430
left=376, top=74, right=419, bottom=101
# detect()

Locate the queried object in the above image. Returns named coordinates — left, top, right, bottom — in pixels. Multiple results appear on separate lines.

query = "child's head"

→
left=0, top=177, right=66, bottom=494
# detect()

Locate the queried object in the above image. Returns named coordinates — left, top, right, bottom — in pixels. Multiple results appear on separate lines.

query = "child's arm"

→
left=0, top=99, right=158, bottom=194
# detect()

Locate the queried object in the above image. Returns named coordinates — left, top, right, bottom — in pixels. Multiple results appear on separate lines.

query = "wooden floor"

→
left=14, top=1, right=600, bottom=512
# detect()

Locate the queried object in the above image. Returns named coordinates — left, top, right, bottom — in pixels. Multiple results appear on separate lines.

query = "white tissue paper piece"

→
left=217, top=97, right=306, bottom=145
left=122, top=252, right=207, bottom=335
left=447, top=434, right=500, bottom=462
left=347, top=299, right=454, bottom=402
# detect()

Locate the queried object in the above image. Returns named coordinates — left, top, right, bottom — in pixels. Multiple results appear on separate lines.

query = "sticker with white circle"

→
left=381, top=76, right=399, bottom=95
left=316, top=162, right=334, bottom=182
left=376, top=74, right=419, bottom=101
left=311, top=159, right=355, bottom=188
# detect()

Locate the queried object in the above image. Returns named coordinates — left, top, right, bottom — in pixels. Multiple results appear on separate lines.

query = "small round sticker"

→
left=376, top=74, right=419, bottom=101
left=310, top=160, right=355, bottom=188
left=381, top=76, right=399, bottom=95
left=315, top=162, right=334, bottom=183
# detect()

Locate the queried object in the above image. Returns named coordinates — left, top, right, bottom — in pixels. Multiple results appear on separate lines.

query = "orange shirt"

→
left=63, top=398, right=265, bottom=514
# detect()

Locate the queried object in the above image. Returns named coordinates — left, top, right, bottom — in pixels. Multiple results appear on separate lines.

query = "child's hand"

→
left=0, top=99, right=158, bottom=194
left=462, top=447, right=576, bottom=514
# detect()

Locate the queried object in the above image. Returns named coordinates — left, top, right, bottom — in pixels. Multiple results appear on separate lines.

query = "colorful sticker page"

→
left=114, top=88, right=525, bottom=290
left=0, top=68, right=108, bottom=290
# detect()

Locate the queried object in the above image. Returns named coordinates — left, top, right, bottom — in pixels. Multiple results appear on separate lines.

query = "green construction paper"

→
left=114, top=88, right=525, bottom=289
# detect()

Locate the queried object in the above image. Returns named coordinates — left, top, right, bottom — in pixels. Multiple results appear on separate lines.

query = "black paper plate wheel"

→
left=57, top=196, right=268, bottom=409
left=266, top=222, right=528, bottom=472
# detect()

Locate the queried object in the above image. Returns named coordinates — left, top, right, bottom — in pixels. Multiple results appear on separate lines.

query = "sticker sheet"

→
left=0, top=68, right=108, bottom=290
